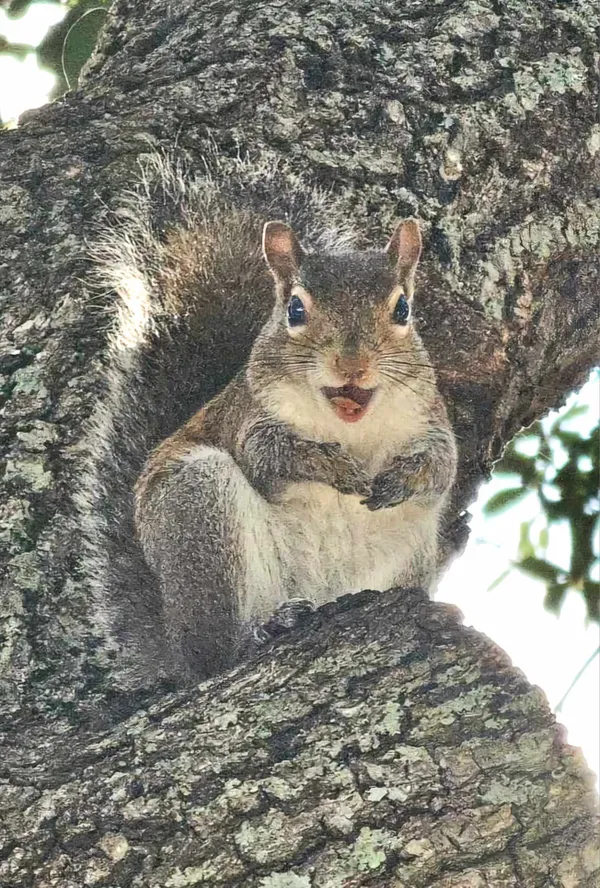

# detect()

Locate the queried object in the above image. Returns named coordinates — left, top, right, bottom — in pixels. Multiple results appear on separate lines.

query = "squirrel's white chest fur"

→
left=233, top=385, right=437, bottom=617
left=271, top=482, right=438, bottom=607
left=267, top=387, right=437, bottom=604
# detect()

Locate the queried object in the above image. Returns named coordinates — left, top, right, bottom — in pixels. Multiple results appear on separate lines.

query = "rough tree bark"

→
left=0, top=0, right=598, bottom=884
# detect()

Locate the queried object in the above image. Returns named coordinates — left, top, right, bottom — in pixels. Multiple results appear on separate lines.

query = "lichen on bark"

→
left=0, top=590, right=598, bottom=886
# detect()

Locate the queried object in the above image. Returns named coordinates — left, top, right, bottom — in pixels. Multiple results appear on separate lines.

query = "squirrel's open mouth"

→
left=321, top=385, right=376, bottom=423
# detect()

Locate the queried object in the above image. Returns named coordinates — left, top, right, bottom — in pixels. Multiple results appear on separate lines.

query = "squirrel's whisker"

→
left=379, top=368, right=438, bottom=396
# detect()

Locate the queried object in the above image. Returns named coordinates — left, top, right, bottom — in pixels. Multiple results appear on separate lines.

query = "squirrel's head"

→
left=250, top=219, right=433, bottom=426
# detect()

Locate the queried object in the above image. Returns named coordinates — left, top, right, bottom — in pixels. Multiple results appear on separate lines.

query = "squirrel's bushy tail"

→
left=78, top=148, right=358, bottom=687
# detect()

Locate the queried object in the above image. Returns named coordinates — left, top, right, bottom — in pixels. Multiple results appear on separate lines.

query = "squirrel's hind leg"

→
left=137, top=446, right=282, bottom=681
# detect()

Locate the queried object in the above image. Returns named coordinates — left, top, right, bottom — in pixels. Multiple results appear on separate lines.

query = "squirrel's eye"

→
left=287, top=295, right=307, bottom=327
left=392, top=295, right=410, bottom=326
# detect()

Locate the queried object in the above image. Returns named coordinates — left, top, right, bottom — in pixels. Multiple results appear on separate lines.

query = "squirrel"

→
left=80, top=150, right=457, bottom=688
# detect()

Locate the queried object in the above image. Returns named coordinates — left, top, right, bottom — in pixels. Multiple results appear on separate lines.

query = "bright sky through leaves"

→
left=0, top=0, right=66, bottom=46
left=0, top=1, right=66, bottom=123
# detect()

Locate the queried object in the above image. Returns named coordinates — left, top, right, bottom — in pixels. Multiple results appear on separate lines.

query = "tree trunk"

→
left=0, top=0, right=598, bottom=883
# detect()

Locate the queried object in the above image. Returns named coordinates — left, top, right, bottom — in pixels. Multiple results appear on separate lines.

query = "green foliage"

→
left=484, top=486, right=530, bottom=515
left=484, top=383, right=599, bottom=623
left=39, top=0, right=108, bottom=97
left=0, top=0, right=107, bottom=121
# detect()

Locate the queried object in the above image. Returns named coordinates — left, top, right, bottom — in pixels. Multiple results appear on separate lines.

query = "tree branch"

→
left=1, top=589, right=598, bottom=885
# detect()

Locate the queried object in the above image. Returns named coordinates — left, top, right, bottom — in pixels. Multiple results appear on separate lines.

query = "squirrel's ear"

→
left=386, top=219, right=422, bottom=278
left=263, top=221, right=305, bottom=283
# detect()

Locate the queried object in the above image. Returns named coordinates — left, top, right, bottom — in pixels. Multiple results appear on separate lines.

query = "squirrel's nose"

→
left=334, top=353, right=369, bottom=383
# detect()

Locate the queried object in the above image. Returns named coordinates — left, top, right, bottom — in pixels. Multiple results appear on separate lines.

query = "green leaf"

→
left=487, top=568, right=512, bottom=592
left=495, top=450, right=539, bottom=480
left=553, top=429, right=584, bottom=449
left=483, top=486, right=529, bottom=515
left=516, top=556, right=561, bottom=583
left=537, top=432, right=552, bottom=463
left=61, top=6, right=107, bottom=89
left=582, top=580, right=600, bottom=623
left=518, top=520, right=535, bottom=560
left=37, top=0, right=109, bottom=98
left=544, top=582, right=568, bottom=614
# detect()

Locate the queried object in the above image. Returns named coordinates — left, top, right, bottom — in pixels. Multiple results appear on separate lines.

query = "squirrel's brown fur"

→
left=79, top=150, right=456, bottom=687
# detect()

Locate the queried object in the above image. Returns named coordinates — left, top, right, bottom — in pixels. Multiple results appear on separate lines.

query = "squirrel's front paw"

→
left=361, top=453, right=426, bottom=511
left=361, top=473, right=412, bottom=511
left=319, top=443, right=371, bottom=497
left=251, top=598, right=317, bottom=645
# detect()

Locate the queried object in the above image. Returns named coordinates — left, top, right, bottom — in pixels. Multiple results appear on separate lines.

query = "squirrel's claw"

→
left=361, top=495, right=406, bottom=511
left=361, top=470, right=413, bottom=510
left=360, top=496, right=399, bottom=511
left=251, top=598, right=317, bottom=645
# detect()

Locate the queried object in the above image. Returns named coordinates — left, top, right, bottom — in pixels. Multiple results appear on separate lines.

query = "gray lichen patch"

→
left=0, top=183, right=33, bottom=232
left=351, top=826, right=399, bottom=871
left=260, top=873, right=312, bottom=888
left=442, top=2, right=500, bottom=39
left=0, top=497, right=32, bottom=555
left=163, top=854, right=247, bottom=886
left=409, top=684, right=498, bottom=741
left=586, top=123, right=600, bottom=156
left=4, top=455, right=52, bottom=492
left=7, top=364, right=50, bottom=416
left=504, top=51, right=587, bottom=116
left=309, top=827, right=400, bottom=887
left=16, top=420, right=58, bottom=452
left=235, top=810, right=323, bottom=867
left=4, top=551, right=43, bottom=591
left=480, top=773, right=548, bottom=808
left=98, top=833, right=130, bottom=862
left=479, top=199, right=600, bottom=315
left=465, top=729, right=557, bottom=772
